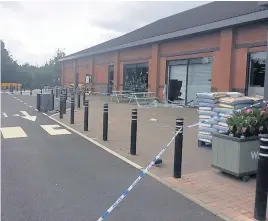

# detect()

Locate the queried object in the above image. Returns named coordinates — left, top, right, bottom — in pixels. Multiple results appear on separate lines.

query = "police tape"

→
left=97, top=100, right=267, bottom=220
left=96, top=126, right=182, bottom=221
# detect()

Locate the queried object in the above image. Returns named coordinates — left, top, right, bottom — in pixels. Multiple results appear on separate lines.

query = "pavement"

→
left=1, top=91, right=223, bottom=221
left=51, top=95, right=263, bottom=221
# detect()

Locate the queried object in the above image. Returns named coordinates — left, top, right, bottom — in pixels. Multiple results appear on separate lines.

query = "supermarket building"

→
left=60, top=1, right=268, bottom=104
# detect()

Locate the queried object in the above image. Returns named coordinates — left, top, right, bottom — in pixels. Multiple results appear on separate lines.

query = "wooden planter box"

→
left=212, top=133, right=259, bottom=179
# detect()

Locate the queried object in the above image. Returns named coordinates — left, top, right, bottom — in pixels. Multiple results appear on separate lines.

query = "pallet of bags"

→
left=213, top=96, right=254, bottom=134
left=197, top=92, right=243, bottom=146
left=196, top=92, right=225, bottom=146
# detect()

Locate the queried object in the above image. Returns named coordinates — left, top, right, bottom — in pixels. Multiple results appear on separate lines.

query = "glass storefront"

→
left=123, top=63, right=148, bottom=92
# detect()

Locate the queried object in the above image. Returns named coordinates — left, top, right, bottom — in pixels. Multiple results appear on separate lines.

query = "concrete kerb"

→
left=48, top=114, right=233, bottom=221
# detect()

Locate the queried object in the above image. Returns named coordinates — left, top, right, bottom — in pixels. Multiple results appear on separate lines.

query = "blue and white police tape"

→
left=96, top=126, right=182, bottom=221
left=97, top=100, right=267, bottom=220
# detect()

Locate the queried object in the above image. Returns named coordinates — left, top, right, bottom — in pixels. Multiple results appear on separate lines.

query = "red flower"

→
left=245, top=109, right=252, bottom=114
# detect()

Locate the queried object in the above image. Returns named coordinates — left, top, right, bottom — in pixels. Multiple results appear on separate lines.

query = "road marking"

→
left=42, top=113, right=48, bottom=116
left=24, top=102, right=27, bottom=105
left=1, top=112, right=8, bottom=117
left=0, top=127, right=28, bottom=139
left=40, top=124, right=71, bottom=135
left=20, top=100, right=23, bottom=103
left=35, top=109, right=38, bottom=111
left=12, top=114, right=20, bottom=116
left=29, top=105, right=33, bottom=108
left=48, top=116, right=143, bottom=169
left=20, top=111, right=37, bottom=122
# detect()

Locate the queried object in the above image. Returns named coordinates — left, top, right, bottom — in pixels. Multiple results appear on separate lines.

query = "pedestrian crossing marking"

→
left=0, top=127, right=28, bottom=139
left=40, top=124, right=71, bottom=135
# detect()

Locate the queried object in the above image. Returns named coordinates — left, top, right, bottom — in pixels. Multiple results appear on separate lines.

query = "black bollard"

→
left=37, top=94, right=41, bottom=111
left=63, top=90, right=67, bottom=114
left=59, top=95, right=63, bottom=119
left=20, top=87, right=22, bottom=95
left=130, top=108, right=138, bottom=155
left=41, top=88, right=42, bottom=94
left=83, top=91, right=86, bottom=105
left=56, top=87, right=59, bottom=98
left=84, top=100, right=89, bottom=131
left=103, top=103, right=108, bottom=141
left=77, top=91, right=81, bottom=108
left=254, top=134, right=268, bottom=221
left=173, top=118, right=184, bottom=178
left=70, top=94, right=75, bottom=124
left=30, top=88, right=32, bottom=95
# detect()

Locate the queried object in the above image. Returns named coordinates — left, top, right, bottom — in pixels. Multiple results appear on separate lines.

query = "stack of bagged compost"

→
left=196, top=92, right=228, bottom=144
left=197, top=92, right=244, bottom=144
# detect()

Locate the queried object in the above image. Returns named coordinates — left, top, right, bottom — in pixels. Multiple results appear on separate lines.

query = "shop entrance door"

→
left=107, top=65, right=114, bottom=94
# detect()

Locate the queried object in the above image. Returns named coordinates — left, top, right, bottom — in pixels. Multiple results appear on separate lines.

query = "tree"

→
left=1, top=40, right=65, bottom=88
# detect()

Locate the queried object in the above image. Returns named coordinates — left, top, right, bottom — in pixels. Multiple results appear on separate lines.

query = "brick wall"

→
left=62, top=21, right=268, bottom=97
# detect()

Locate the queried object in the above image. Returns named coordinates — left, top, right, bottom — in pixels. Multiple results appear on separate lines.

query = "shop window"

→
left=123, top=63, right=148, bottom=92
left=248, top=52, right=266, bottom=87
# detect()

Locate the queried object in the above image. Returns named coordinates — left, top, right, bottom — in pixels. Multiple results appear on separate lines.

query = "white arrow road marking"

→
left=0, top=127, right=28, bottom=139
left=2, top=113, right=8, bottom=117
left=20, top=111, right=37, bottom=122
left=12, top=114, right=20, bottom=116
left=40, top=124, right=71, bottom=135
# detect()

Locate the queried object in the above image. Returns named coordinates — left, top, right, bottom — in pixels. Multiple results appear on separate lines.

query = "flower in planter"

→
left=227, top=107, right=268, bottom=138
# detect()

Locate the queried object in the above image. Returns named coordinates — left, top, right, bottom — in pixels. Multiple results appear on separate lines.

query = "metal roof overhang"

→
left=59, top=10, right=268, bottom=62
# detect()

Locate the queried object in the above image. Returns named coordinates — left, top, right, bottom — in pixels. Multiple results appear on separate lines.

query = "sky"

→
left=0, top=1, right=208, bottom=66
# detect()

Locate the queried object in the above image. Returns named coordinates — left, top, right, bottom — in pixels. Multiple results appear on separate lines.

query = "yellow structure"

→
left=1, top=83, right=22, bottom=89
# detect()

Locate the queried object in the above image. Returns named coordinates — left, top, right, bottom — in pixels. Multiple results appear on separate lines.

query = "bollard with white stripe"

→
left=130, top=109, right=138, bottom=155
left=254, top=134, right=268, bottom=221
left=59, top=94, right=64, bottom=119
left=174, top=118, right=183, bottom=178
left=70, top=94, right=75, bottom=124
left=84, top=100, right=89, bottom=131
left=63, top=90, right=67, bottom=114
left=103, top=103, right=108, bottom=141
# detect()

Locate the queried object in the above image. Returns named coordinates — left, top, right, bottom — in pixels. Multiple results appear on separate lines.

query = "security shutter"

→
left=187, top=57, right=212, bottom=105
left=169, top=65, right=187, bottom=103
